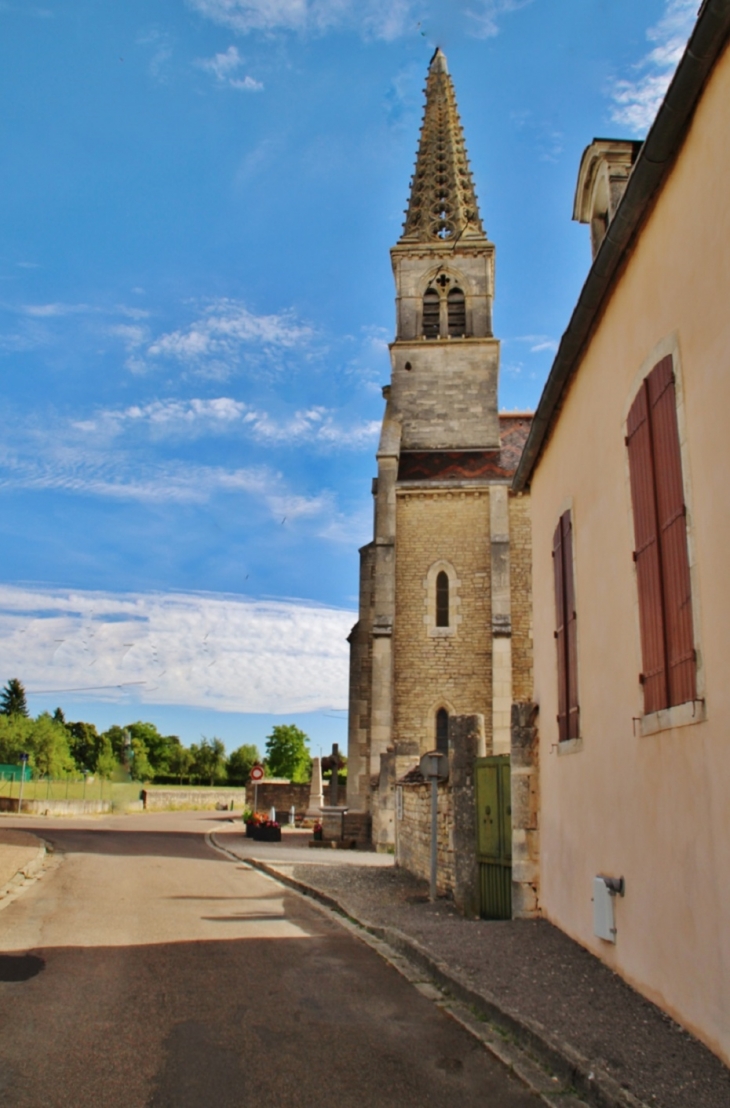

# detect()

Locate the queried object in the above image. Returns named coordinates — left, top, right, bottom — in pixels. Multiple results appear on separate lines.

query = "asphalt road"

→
left=0, top=812, right=539, bottom=1108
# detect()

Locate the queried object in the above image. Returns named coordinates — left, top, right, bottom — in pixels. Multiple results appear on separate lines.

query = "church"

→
left=345, top=49, right=534, bottom=900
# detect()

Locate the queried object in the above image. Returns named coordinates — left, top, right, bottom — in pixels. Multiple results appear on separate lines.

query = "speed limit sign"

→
left=250, top=764, right=265, bottom=782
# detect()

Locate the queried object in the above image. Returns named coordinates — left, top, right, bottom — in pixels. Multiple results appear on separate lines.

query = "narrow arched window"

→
left=423, top=288, right=440, bottom=339
left=447, top=287, right=466, bottom=337
left=436, top=570, right=449, bottom=627
left=436, top=708, right=449, bottom=754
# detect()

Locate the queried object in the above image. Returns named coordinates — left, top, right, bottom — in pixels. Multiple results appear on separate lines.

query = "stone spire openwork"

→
left=400, top=48, right=485, bottom=244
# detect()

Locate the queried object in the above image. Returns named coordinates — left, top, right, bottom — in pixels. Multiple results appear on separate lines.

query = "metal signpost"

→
left=250, top=763, right=264, bottom=811
left=17, top=753, right=29, bottom=815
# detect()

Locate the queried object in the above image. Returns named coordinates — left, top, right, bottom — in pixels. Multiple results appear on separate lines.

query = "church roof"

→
left=400, top=48, right=486, bottom=245
left=397, top=415, right=533, bottom=483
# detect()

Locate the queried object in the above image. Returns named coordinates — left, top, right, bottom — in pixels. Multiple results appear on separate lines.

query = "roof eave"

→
left=513, top=0, right=730, bottom=493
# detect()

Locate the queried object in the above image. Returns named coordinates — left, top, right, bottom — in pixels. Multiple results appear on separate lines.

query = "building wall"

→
left=396, top=781, right=455, bottom=895
left=392, top=487, right=492, bottom=752
left=530, top=41, right=730, bottom=1063
left=509, top=493, right=533, bottom=703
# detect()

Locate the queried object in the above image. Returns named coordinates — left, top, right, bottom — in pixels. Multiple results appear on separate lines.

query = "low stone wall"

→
left=0, top=797, right=111, bottom=815
left=142, top=788, right=247, bottom=812
left=245, top=781, right=334, bottom=818
left=511, top=702, right=540, bottom=919
left=396, top=781, right=455, bottom=896
left=394, top=715, right=483, bottom=911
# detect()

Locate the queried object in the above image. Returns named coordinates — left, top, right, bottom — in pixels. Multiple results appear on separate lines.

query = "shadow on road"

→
left=0, top=933, right=540, bottom=1108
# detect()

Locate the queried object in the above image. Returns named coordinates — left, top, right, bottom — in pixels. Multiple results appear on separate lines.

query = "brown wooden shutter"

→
left=627, top=379, right=668, bottom=713
left=562, top=512, right=580, bottom=739
left=553, top=514, right=570, bottom=741
left=553, top=511, right=579, bottom=740
left=647, top=357, right=696, bottom=706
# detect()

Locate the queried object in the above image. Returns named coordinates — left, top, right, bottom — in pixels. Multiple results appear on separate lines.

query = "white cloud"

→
left=138, top=29, right=174, bottom=83
left=73, top=396, right=380, bottom=448
left=187, top=0, right=523, bottom=42
left=196, top=45, right=264, bottom=90
left=0, top=584, right=353, bottom=714
left=20, top=302, right=92, bottom=317
left=230, top=75, right=264, bottom=90
left=0, top=440, right=331, bottom=514
left=610, top=0, right=697, bottom=134
left=145, top=298, right=315, bottom=377
left=512, top=334, right=558, bottom=354
left=465, top=0, right=534, bottom=40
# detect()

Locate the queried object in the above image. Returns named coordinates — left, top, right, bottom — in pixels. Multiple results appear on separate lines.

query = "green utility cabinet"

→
left=475, top=755, right=512, bottom=920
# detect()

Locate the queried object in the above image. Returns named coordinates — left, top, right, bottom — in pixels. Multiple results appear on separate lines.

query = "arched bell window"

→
left=422, top=288, right=440, bottom=339
left=436, top=570, right=450, bottom=627
left=436, top=708, right=449, bottom=755
left=447, top=287, right=466, bottom=337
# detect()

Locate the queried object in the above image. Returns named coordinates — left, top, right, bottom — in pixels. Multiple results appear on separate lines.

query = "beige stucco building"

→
left=514, top=2, right=730, bottom=1064
left=346, top=50, right=533, bottom=892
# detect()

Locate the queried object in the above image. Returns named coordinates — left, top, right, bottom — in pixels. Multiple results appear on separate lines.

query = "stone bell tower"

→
left=391, top=47, right=499, bottom=452
left=346, top=49, right=533, bottom=853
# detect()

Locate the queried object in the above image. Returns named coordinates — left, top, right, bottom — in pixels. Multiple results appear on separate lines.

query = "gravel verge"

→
left=222, top=839, right=729, bottom=1108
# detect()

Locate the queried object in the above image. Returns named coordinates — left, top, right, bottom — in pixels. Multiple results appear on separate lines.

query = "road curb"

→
left=232, top=850, right=648, bottom=1108
left=0, top=840, right=49, bottom=908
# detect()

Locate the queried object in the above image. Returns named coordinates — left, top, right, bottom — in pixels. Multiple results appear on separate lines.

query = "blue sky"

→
left=0, top=0, right=696, bottom=750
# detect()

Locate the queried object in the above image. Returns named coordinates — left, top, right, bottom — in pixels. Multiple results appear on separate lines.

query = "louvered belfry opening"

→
left=436, top=570, right=450, bottom=626
left=400, top=49, right=485, bottom=245
left=422, top=288, right=440, bottom=338
left=436, top=708, right=449, bottom=754
left=447, top=287, right=466, bottom=336
left=553, top=510, right=579, bottom=742
left=626, top=355, right=696, bottom=714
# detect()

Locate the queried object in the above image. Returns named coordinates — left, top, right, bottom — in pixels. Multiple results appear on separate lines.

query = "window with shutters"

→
left=553, top=510, right=579, bottom=742
left=626, top=355, right=696, bottom=715
left=422, top=288, right=440, bottom=338
left=447, top=288, right=466, bottom=336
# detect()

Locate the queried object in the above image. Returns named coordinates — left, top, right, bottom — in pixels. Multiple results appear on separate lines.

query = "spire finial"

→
left=429, top=47, right=448, bottom=74
left=400, top=52, right=485, bottom=244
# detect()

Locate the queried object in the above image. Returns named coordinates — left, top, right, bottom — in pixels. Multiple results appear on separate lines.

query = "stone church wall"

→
left=393, top=487, right=493, bottom=752
left=509, top=493, right=533, bottom=702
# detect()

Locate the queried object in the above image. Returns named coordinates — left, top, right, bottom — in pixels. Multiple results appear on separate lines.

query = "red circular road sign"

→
left=250, top=764, right=265, bottom=782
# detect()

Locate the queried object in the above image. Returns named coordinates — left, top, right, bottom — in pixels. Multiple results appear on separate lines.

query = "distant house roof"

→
left=513, top=0, right=730, bottom=492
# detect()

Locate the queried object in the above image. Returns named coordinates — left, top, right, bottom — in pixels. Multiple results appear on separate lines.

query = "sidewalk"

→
left=0, top=829, right=47, bottom=903
left=214, top=827, right=730, bottom=1108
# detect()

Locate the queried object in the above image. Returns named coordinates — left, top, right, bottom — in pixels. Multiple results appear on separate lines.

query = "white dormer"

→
left=573, top=139, right=643, bottom=258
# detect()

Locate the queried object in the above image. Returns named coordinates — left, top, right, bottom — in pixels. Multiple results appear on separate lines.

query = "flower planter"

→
left=313, top=827, right=323, bottom=841
left=253, top=825, right=281, bottom=842
left=245, top=822, right=256, bottom=838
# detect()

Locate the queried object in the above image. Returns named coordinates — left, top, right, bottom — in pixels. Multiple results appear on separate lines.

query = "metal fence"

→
left=0, top=775, right=113, bottom=803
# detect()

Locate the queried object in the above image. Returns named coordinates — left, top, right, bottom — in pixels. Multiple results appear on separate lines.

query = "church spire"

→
left=400, top=48, right=486, bottom=244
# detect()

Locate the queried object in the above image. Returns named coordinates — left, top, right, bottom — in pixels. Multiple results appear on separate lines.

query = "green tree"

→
left=66, top=721, right=102, bottom=774
left=103, top=725, right=132, bottom=766
left=190, top=737, right=226, bottom=786
left=0, top=678, right=28, bottom=718
left=126, top=722, right=180, bottom=776
left=264, top=725, right=311, bottom=783
left=129, top=737, right=153, bottom=782
left=226, top=744, right=260, bottom=786
left=168, top=743, right=194, bottom=785
left=0, top=713, right=75, bottom=778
